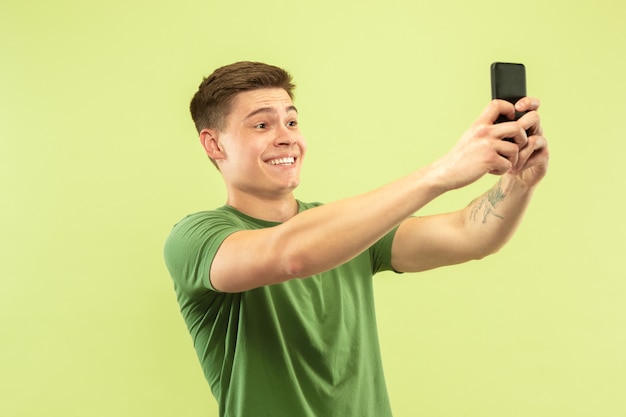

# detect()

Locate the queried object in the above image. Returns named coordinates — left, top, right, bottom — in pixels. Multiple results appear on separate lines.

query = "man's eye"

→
left=287, top=121, right=298, bottom=127
left=255, top=123, right=266, bottom=129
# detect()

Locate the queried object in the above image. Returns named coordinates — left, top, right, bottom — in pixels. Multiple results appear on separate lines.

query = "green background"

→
left=2, top=0, right=625, bottom=415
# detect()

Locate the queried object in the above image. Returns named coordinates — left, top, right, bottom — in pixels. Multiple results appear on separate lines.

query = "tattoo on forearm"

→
left=469, top=179, right=506, bottom=224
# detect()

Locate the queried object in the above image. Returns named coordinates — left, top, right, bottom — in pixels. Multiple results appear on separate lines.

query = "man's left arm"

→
left=391, top=97, right=549, bottom=273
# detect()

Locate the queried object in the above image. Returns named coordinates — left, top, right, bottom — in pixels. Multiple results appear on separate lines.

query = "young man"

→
left=164, top=61, right=549, bottom=417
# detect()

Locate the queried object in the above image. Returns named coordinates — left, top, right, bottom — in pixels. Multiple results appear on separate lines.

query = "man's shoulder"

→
left=173, top=206, right=241, bottom=227
left=164, top=207, right=243, bottom=247
left=169, top=200, right=324, bottom=235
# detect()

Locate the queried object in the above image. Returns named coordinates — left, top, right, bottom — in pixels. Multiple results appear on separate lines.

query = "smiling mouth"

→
left=266, top=157, right=296, bottom=166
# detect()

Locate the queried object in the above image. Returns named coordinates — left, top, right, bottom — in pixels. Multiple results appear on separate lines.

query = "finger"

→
left=512, top=136, right=535, bottom=172
left=494, top=140, right=520, bottom=169
left=484, top=139, right=520, bottom=175
left=474, top=99, right=516, bottom=126
left=517, top=110, right=543, bottom=137
left=488, top=155, right=515, bottom=176
left=515, top=97, right=541, bottom=113
left=511, top=134, right=549, bottom=173
left=491, top=120, right=528, bottom=148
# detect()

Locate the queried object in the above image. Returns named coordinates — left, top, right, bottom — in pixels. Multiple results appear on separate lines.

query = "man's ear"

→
left=199, top=129, right=225, bottom=160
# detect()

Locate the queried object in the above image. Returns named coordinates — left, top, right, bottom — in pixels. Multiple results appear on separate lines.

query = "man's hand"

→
left=429, top=99, right=528, bottom=191
left=429, top=99, right=548, bottom=192
left=508, top=97, right=549, bottom=188
left=391, top=98, right=549, bottom=274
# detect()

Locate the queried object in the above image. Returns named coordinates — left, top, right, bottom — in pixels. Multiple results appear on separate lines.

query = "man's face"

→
left=209, top=88, right=307, bottom=199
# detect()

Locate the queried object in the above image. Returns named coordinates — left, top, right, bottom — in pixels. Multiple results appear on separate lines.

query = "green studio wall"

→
left=1, top=0, right=625, bottom=416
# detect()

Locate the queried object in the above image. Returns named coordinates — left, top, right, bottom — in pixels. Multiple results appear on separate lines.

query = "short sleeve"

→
left=164, top=211, right=243, bottom=293
left=369, top=226, right=401, bottom=274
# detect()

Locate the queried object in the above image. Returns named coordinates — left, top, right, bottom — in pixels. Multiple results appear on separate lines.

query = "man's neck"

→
left=225, top=193, right=299, bottom=223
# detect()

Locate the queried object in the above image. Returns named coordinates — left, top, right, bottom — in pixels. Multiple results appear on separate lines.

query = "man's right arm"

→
left=210, top=100, right=529, bottom=293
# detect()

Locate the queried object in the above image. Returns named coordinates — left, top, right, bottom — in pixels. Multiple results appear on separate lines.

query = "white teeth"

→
left=267, top=157, right=295, bottom=166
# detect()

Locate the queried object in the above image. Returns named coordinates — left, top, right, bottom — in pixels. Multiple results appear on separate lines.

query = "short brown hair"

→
left=190, top=61, right=296, bottom=133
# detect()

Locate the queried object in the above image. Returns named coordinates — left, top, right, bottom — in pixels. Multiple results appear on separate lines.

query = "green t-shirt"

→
left=164, top=201, right=397, bottom=417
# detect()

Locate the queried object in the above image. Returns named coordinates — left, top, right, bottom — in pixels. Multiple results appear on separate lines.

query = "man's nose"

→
left=275, top=124, right=296, bottom=145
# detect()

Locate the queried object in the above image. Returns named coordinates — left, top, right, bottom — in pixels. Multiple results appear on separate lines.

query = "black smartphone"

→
left=491, top=62, right=526, bottom=123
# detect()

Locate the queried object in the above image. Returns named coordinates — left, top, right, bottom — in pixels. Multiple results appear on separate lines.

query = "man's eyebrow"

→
left=243, top=105, right=298, bottom=121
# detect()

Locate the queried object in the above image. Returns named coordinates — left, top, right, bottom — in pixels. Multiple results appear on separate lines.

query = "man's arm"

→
left=210, top=99, right=546, bottom=292
left=391, top=97, right=549, bottom=272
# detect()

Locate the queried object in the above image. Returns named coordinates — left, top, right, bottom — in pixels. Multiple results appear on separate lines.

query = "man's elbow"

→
left=469, top=242, right=505, bottom=261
